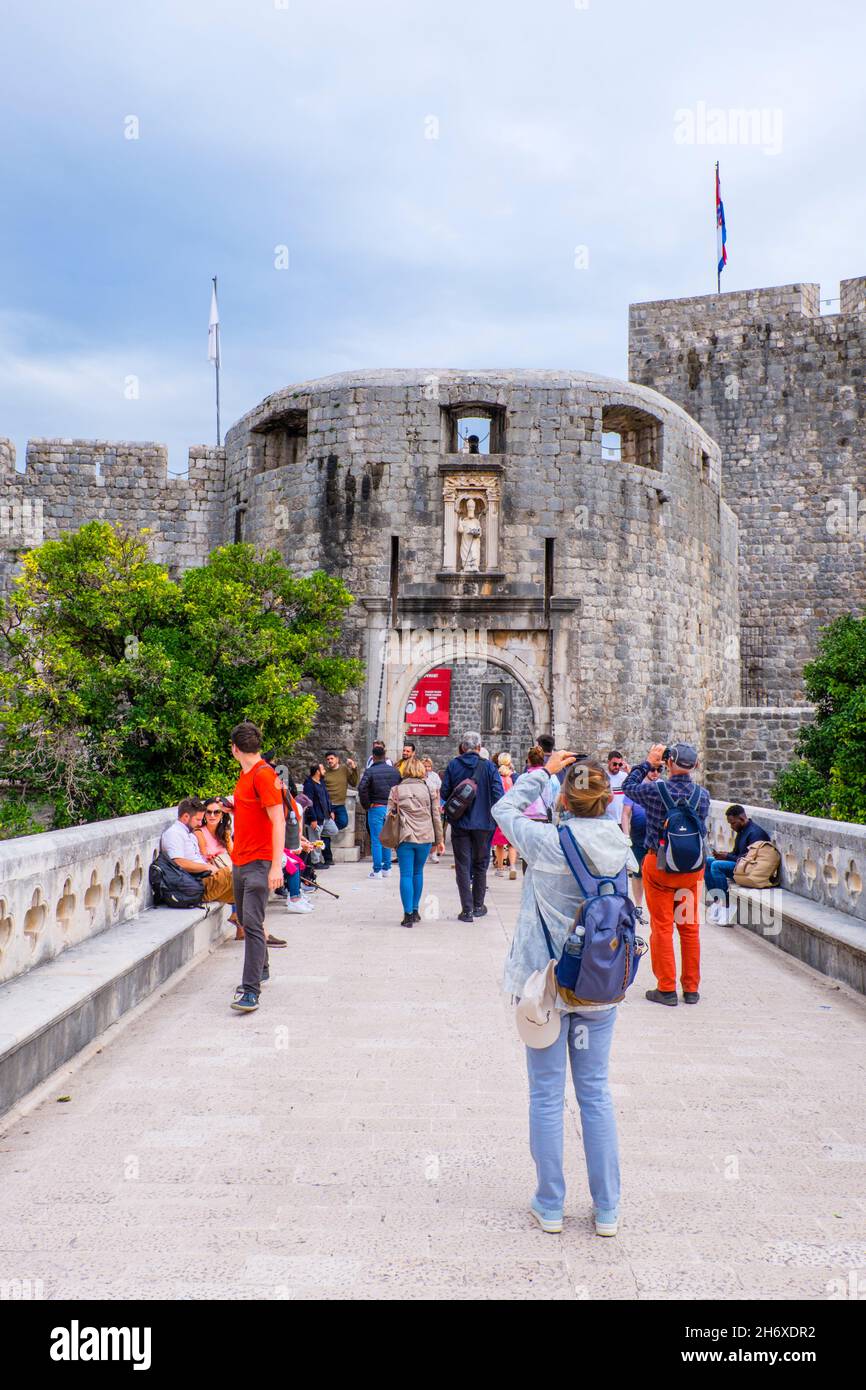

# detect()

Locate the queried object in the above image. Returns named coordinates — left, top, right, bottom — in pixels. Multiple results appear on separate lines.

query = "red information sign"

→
left=405, top=668, right=452, bottom=737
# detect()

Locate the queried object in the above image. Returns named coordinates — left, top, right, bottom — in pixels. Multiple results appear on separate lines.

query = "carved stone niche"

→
left=441, top=471, right=501, bottom=575
left=482, top=683, right=511, bottom=738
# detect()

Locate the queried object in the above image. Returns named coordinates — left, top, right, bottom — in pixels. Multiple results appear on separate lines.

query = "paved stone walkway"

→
left=1, top=856, right=865, bottom=1301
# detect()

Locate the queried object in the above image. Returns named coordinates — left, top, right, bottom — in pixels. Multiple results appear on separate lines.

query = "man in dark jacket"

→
left=302, top=763, right=334, bottom=869
left=358, top=745, right=402, bottom=878
left=440, top=730, right=505, bottom=922
left=705, top=803, right=772, bottom=923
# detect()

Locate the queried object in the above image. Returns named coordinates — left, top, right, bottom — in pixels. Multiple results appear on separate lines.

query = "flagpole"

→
left=716, top=163, right=720, bottom=295
left=212, top=275, right=221, bottom=446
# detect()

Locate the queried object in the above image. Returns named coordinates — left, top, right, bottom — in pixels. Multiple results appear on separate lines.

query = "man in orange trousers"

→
left=622, top=742, right=710, bottom=1006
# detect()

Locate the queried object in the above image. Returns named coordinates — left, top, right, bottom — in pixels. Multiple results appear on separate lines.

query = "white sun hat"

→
left=515, top=961, right=562, bottom=1049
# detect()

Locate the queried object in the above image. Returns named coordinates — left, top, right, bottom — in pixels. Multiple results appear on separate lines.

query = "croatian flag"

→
left=716, top=164, right=728, bottom=277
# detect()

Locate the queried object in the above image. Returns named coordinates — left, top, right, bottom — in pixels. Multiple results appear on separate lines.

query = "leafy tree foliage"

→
left=773, top=613, right=866, bottom=823
left=0, top=523, right=363, bottom=827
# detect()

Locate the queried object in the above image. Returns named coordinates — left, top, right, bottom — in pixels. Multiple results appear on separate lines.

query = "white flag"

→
left=208, top=282, right=220, bottom=365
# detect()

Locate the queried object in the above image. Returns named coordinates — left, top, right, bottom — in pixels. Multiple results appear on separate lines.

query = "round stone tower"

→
left=222, top=368, right=739, bottom=767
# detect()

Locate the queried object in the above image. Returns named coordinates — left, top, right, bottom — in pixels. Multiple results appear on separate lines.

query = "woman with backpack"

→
left=492, top=750, right=637, bottom=1239
left=384, top=756, right=445, bottom=927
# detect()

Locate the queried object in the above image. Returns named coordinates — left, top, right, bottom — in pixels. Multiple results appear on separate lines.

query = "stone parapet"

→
left=708, top=797, right=866, bottom=924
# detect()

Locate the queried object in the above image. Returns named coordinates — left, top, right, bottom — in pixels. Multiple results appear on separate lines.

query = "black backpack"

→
left=149, top=851, right=209, bottom=909
left=443, top=777, right=478, bottom=824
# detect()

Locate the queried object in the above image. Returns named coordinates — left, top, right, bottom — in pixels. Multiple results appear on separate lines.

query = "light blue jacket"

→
left=492, top=767, right=637, bottom=1000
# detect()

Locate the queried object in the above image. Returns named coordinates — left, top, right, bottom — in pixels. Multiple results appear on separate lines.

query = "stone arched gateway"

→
left=380, top=638, right=547, bottom=766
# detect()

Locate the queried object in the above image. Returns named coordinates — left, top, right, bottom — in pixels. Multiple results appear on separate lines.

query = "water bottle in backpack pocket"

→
left=538, top=829, right=647, bottom=1007
left=655, top=781, right=706, bottom=874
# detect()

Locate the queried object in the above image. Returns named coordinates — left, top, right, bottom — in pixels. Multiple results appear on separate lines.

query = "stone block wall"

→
left=629, top=277, right=866, bottom=706
left=0, top=439, right=226, bottom=590
left=704, top=705, right=815, bottom=804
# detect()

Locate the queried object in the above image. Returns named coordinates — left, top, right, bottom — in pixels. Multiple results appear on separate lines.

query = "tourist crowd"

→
left=155, top=719, right=779, bottom=1241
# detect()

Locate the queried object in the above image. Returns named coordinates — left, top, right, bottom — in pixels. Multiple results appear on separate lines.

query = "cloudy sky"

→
left=1, top=0, right=863, bottom=471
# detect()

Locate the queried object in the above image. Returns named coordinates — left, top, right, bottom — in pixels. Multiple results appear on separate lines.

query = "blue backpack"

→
left=539, top=828, right=647, bottom=1006
left=655, top=781, right=706, bottom=874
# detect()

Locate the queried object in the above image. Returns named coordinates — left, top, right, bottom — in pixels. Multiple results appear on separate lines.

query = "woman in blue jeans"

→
left=385, top=757, right=445, bottom=927
left=493, top=750, right=636, bottom=1237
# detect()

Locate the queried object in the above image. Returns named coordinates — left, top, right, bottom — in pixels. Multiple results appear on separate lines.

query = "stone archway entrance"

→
left=379, top=637, right=546, bottom=768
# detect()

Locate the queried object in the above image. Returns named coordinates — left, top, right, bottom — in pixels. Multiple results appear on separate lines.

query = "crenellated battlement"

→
left=630, top=276, right=866, bottom=345
left=0, top=438, right=227, bottom=584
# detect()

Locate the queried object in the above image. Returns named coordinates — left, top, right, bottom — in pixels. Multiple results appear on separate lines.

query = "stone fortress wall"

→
left=629, top=276, right=866, bottom=708
left=0, top=437, right=225, bottom=591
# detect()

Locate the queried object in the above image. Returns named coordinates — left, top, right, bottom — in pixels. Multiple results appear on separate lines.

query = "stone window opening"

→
left=443, top=403, right=506, bottom=454
left=250, top=409, right=308, bottom=473
left=600, top=404, right=662, bottom=470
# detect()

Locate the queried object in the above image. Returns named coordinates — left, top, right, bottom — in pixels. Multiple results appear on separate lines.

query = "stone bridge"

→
left=0, top=797, right=864, bottom=1299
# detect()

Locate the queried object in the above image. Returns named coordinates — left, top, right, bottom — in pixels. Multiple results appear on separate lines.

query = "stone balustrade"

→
left=709, top=799, right=866, bottom=923
left=0, top=809, right=173, bottom=986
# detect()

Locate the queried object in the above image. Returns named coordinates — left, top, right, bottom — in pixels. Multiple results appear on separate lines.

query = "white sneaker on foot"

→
left=368, top=870, right=381, bottom=879
left=286, top=897, right=313, bottom=913
left=381, top=869, right=392, bottom=878
left=594, top=1208, right=619, bottom=1237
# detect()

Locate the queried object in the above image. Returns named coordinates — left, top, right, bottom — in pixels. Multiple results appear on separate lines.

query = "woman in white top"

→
left=492, top=751, right=636, bottom=1239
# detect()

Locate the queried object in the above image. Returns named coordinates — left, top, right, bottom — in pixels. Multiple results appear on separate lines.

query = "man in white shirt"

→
left=160, top=798, right=235, bottom=903
left=605, top=751, right=630, bottom=825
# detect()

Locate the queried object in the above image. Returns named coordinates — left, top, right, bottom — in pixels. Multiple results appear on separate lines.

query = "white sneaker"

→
left=286, top=897, right=313, bottom=913
left=368, top=870, right=382, bottom=879
left=381, top=869, right=392, bottom=878
left=430, top=853, right=439, bottom=863
left=494, top=868, right=505, bottom=878
left=594, top=1210, right=619, bottom=1237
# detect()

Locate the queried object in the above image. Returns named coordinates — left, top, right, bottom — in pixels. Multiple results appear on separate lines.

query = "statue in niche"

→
left=457, top=496, right=483, bottom=572
left=488, top=689, right=505, bottom=734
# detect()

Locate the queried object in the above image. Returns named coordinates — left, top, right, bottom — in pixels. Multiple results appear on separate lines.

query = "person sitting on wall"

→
left=302, top=763, right=335, bottom=869
left=705, top=803, right=772, bottom=925
left=321, top=750, right=359, bottom=865
left=160, top=798, right=235, bottom=905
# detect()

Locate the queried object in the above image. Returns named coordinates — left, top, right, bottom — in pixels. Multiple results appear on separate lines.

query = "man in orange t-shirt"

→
left=229, top=720, right=286, bottom=1013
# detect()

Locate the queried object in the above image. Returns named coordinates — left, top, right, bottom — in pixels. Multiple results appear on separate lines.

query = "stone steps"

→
left=0, top=904, right=230, bottom=1118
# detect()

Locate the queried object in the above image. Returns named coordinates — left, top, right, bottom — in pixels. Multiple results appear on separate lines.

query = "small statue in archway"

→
left=489, top=689, right=505, bottom=734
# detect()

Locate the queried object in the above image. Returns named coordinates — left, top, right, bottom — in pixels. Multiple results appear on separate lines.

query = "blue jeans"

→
left=284, top=867, right=301, bottom=899
left=705, top=857, right=736, bottom=903
left=367, top=806, right=391, bottom=872
left=396, top=841, right=430, bottom=913
left=323, top=802, right=349, bottom=864
left=525, top=1008, right=620, bottom=1216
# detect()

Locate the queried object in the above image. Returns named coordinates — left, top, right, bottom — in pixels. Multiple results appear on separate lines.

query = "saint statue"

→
left=457, top=497, right=482, bottom=572
left=489, top=690, right=505, bottom=734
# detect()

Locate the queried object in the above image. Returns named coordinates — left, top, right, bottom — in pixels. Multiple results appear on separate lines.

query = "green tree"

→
left=0, top=522, right=363, bottom=827
left=773, top=612, right=866, bottom=823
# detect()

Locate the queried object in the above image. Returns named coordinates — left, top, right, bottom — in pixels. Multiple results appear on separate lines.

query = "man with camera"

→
left=622, top=742, right=709, bottom=1007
